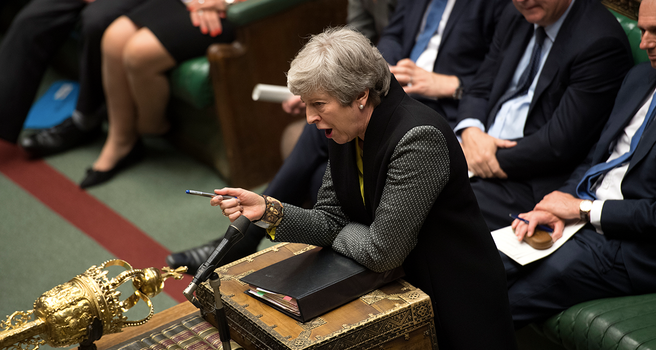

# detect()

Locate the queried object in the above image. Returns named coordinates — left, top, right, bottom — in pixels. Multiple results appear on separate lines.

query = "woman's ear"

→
left=357, top=89, right=370, bottom=107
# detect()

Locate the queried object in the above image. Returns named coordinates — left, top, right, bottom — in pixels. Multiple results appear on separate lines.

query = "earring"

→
left=359, top=105, right=364, bottom=110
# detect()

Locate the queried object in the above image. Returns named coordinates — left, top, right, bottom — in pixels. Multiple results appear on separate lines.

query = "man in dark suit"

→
left=378, top=0, right=507, bottom=128
left=507, top=0, right=656, bottom=328
left=456, top=0, right=634, bottom=230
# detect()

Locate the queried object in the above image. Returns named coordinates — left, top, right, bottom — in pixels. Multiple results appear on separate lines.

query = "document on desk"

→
left=491, top=222, right=586, bottom=265
left=247, top=286, right=300, bottom=316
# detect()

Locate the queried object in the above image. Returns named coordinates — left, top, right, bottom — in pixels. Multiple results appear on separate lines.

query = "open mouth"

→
left=324, top=129, right=333, bottom=138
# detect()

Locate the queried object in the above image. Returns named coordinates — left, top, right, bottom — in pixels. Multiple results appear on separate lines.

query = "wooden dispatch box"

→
left=196, top=243, right=438, bottom=350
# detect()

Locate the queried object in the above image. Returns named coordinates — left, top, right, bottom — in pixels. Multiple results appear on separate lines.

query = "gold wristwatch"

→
left=579, top=200, right=593, bottom=222
left=252, top=195, right=283, bottom=229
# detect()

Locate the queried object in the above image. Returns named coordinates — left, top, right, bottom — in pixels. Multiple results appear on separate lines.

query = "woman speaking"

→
left=212, top=27, right=517, bottom=349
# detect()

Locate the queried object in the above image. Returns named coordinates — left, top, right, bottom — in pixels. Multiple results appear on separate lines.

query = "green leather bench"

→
left=522, top=2, right=656, bottom=349
left=168, top=0, right=347, bottom=189
left=540, top=294, right=656, bottom=349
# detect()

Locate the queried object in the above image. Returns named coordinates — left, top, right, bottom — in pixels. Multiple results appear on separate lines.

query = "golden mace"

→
left=0, top=259, right=186, bottom=350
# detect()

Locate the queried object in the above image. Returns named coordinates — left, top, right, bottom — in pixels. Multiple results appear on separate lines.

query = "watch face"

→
left=580, top=200, right=593, bottom=212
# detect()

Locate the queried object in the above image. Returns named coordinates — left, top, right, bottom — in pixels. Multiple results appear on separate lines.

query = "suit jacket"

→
left=376, top=0, right=507, bottom=126
left=347, top=0, right=397, bottom=43
left=274, top=77, right=517, bottom=349
left=457, top=0, right=633, bottom=188
left=560, top=63, right=656, bottom=293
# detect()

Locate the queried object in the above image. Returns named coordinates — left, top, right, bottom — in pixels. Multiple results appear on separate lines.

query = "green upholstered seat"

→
left=170, top=56, right=213, bottom=109
left=540, top=294, right=656, bottom=350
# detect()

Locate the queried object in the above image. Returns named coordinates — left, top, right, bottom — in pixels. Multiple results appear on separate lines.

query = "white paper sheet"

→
left=251, top=84, right=293, bottom=103
left=492, top=222, right=586, bottom=265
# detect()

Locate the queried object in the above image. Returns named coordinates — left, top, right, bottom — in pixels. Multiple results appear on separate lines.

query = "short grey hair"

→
left=287, top=27, right=391, bottom=107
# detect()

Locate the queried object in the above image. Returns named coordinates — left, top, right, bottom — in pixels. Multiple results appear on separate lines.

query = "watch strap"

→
left=452, top=77, right=463, bottom=100
left=579, top=200, right=592, bottom=222
left=253, top=195, right=284, bottom=229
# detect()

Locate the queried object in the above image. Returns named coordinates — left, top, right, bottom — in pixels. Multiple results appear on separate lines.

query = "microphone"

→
left=184, top=215, right=250, bottom=306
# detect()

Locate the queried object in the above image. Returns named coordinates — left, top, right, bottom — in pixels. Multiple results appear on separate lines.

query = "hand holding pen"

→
left=510, top=211, right=566, bottom=242
left=186, top=190, right=235, bottom=200
left=187, top=188, right=265, bottom=222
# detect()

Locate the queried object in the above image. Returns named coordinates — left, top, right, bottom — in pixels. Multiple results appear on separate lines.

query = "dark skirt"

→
left=126, top=0, right=235, bottom=63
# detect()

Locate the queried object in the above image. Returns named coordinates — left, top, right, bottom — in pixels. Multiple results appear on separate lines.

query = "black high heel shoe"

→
left=79, top=140, right=145, bottom=189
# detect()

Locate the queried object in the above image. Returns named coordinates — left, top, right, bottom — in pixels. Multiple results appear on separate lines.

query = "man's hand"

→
left=534, top=191, right=583, bottom=221
left=511, top=210, right=566, bottom=242
left=389, top=59, right=460, bottom=99
left=460, top=127, right=516, bottom=178
left=282, top=95, right=305, bottom=115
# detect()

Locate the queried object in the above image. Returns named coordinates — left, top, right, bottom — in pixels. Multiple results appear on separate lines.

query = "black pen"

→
left=186, top=190, right=235, bottom=200
left=509, top=214, right=554, bottom=233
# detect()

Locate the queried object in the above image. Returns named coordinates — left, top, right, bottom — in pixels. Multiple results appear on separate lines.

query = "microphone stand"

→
left=183, top=215, right=250, bottom=350
left=209, top=272, right=231, bottom=350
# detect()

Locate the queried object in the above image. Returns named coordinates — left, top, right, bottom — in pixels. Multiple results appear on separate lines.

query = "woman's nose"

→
left=306, top=110, right=320, bottom=124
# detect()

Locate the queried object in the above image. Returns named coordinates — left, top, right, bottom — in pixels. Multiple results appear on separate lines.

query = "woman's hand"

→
left=191, top=9, right=222, bottom=36
left=186, top=0, right=242, bottom=36
left=511, top=210, right=566, bottom=242
left=210, top=187, right=266, bottom=222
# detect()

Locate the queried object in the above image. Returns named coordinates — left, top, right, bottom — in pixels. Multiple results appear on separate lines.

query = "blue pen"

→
left=509, top=214, right=554, bottom=233
left=186, top=190, right=234, bottom=200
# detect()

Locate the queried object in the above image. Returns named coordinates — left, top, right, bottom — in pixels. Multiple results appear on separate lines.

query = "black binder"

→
left=240, top=246, right=405, bottom=322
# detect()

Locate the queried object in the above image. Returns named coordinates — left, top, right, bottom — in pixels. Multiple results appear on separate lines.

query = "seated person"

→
left=213, top=27, right=518, bottom=350
left=78, top=0, right=239, bottom=188
left=168, top=0, right=507, bottom=273
left=14, top=0, right=395, bottom=158
left=455, top=0, right=634, bottom=230
left=378, top=0, right=507, bottom=128
left=0, top=0, right=144, bottom=150
left=507, top=0, right=656, bottom=327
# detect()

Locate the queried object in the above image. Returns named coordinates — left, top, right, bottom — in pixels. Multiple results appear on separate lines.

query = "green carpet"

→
left=0, top=131, right=271, bottom=350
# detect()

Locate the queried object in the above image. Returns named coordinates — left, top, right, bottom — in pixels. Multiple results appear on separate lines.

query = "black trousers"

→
left=502, top=228, right=633, bottom=329
left=0, top=0, right=144, bottom=143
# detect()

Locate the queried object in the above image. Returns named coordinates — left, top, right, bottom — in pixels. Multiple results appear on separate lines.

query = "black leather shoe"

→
left=166, top=238, right=223, bottom=275
left=20, top=117, right=101, bottom=158
left=79, top=140, right=145, bottom=189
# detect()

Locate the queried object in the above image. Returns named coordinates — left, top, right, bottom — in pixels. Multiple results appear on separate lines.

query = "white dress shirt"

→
left=589, top=88, right=656, bottom=233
